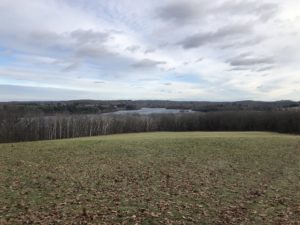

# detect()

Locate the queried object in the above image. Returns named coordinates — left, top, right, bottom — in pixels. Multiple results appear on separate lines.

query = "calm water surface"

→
left=109, top=107, right=194, bottom=115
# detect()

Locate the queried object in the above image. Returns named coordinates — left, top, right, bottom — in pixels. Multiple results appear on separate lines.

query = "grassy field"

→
left=0, top=132, right=300, bottom=224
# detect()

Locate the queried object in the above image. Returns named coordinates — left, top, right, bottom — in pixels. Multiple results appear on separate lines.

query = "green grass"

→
left=0, top=132, right=300, bottom=224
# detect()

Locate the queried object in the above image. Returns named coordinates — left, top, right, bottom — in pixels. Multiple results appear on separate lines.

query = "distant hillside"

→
left=1, top=100, right=299, bottom=115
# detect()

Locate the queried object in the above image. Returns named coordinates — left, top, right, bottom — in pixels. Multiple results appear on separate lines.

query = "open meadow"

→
left=0, top=132, right=300, bottom=224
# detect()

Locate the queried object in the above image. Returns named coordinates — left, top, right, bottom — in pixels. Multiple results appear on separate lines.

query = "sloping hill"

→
left=0, top=132, right=299, bottom=224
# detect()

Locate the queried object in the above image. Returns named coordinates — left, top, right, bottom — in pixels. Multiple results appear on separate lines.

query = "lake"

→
left=108, top=107, right=194, bottom=115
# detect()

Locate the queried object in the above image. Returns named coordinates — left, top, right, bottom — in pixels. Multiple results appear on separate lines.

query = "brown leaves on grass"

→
left=1, top=136, right=300, bottom=224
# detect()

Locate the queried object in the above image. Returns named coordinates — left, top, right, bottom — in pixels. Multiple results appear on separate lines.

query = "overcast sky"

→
left=0, top=0, right=300, bottom=101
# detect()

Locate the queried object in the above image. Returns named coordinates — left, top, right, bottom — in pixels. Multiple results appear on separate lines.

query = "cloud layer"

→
left=0, top=0, right=300, bottom=101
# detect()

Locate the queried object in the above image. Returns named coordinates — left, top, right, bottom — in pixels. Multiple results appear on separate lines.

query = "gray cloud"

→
left=156, top=1, right=203, bottom=23
left=29, top=29, right=110, bottom=50
left=70, top=29, right=110, bottom=44
left=228, top=66, right=250, bottom=71
left=27, top=31, right=72, bottom=53
left=213, top=1, right=278, bottom=22
left=15, top=30, right=111, bottom=60
left=30, top=31, right=115, bottom=71
left=62, top=60, right=82, bottom=72
left=75, top=46, right=114, bottom=58
left=9, top=29, right=130, bottom=73
left=195, top=58, right=203, bottom=63
left=132, top=59, right=166, bottom=68
left=156, top=0, right=278, bottom=24
left=144, top=48, right=155, bottom=54
left=255, top=65, right=274, bottom=72
left=228, top=56, right=275, bottom=67
left=126, top=45, right=141, bottom=53
left=219, top=36, right=265, bottom=49
left=178, top=24, right=253, bottom=49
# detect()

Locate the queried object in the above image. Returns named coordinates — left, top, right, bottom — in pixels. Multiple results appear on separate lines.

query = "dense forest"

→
left=1, top=100, right=300, bottom=143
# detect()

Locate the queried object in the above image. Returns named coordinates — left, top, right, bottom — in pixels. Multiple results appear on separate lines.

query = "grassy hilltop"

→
left=0, top=132, right=300, bottom=224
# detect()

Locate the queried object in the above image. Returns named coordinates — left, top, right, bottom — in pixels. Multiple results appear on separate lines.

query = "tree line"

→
left=1, top=110, right=300, bottom=143
left=2, top=99, right=300, bottom=115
